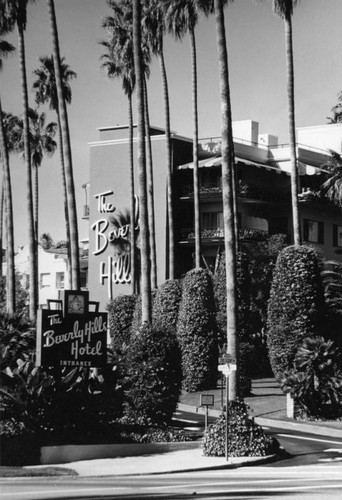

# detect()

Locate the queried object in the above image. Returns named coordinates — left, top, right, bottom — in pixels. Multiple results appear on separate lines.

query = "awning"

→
left=178, top=156, right=326, bottom=176
left=178, top=155, right=281, bottom=172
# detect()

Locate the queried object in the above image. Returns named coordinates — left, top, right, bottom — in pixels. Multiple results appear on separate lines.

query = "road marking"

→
left=184, top=426, right=201, bottom=431
left=277, top=434, right=342, bottom=446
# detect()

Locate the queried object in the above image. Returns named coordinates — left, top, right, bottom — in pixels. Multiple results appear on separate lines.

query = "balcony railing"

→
left=180, top=227, right=224, bottom=240
left=180, top=227, right=269, bottom=242
left=181, top=182, right=290, bottom=203
left=181, top=184, right=222, bottom=197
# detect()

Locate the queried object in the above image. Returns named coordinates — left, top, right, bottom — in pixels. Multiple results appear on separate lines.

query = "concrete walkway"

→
left=25, top=378, right=342, bottom=477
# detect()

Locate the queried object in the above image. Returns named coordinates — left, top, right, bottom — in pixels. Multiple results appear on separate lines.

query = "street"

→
left=2, top=411, right=342, bottom=499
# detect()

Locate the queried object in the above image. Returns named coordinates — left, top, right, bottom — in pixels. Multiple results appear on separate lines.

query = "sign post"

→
left=218, top=353, right=237, bottom=462
left=36, top=291, right=108, bottom=368
left=200, top=394, right=215, bottom=431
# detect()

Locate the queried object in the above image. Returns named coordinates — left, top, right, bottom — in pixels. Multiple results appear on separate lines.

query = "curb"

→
left=178, top=403, right=342, bottom=439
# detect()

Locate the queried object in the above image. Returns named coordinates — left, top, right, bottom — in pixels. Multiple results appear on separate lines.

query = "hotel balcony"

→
left=179, top=227, right=269, bottom=245
left=180, top=182, right=290, bottom=204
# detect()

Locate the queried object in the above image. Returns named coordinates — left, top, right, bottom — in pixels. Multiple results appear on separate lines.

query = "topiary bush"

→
left=281, top=337, right=342, bottom=420
left=123, top=322, right=182, bottom=426
left=152, top=279, right=182, bottom=332
left=177, top=268, right=219, bottom=392
left=267, top=245, right=325, bottom=380
left=202, top=399, right=280, bottom=457
left=107, top=294, right=137, bottom=358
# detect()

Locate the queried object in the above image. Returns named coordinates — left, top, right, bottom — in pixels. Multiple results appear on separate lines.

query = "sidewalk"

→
left=24, top=378, right=342, bottom=477
left=179, top=378, right=342, bottom=438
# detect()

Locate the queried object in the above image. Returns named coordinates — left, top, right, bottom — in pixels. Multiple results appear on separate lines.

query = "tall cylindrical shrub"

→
left=267, top=245, right=325, bottom=379
left=152, top=278, right=182, bottom=332
left=123, top=323, right=182, bottom=425
left=106, top=295, right=137, bottom=357
left=177, top=268, right=218, bottom=392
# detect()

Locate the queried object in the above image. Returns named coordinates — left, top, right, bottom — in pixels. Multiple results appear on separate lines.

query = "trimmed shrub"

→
left=202, top=399, right=279, bottom=457
left=281, top=337, right=342, bottom=419
left=152, top=279, right=182, bottom=332
left=123, top=323, right=182, bottom=425
left=177, top=268, right=218, bottom=392
left=267, top=245, right=325, bottom=380
left=107, top=295, right=137, bottom=357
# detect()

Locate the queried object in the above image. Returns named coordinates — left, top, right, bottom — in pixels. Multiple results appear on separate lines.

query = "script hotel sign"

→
left=36, top=291, right=107, bottom=367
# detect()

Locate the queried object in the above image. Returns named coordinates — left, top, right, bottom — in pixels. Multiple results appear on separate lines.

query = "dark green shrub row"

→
left=177, top=268, right=218, bottom=392
left=202, top=399, right=280, bottom=457
left=267, top=245, right=325, bottom=379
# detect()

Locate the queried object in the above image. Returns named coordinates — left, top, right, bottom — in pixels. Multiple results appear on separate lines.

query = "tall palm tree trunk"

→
left=214, top=0, right=238, bottom=400
left=190, top=28, right=201, bottom=269
left=143, top=77, right=157, bottom=290
left=57, top=114, right=71, bottom=288
left=133, top=0, right=151, bottom=324
left=18, top=22, right=37, bottom=320
left=0, top=177, right=3, bottom=278
left=0, top=98, right=15, bottom=311
left=158, top=40, right=174, bottom=279
left=128, top=93, right=136, bottom=294
left=284, top=16, right=301, bottom=246
left=33, top=163, right=38, bottom=241
left=47, top=0, right=80, bottom=290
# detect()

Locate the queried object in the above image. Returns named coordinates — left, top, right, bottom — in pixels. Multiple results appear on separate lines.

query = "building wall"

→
left=88, top=127, right=192, bottom=310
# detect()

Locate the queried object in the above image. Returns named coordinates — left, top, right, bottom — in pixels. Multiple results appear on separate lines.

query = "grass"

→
left=0, top=466, right=78, bottom=477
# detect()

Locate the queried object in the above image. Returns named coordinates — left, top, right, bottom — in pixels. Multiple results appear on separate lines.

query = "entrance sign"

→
left=36, top=291, right=107, bottom=367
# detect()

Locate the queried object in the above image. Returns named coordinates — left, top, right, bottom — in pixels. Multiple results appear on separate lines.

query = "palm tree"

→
left=328, top=91, right=342, bottom=124
left=163, top=0, right=212, bottom=270
left=0, top=106, right=16, bottom=313
left=133, top=0, right=151, bottom=324
left=32, top=55, right=76, bottom=288
left=100, top=0, right=137, bottom=293
left=143, top=0, right=175, bottom=279
left=213, top=0, right=238, bottom=400
left=0, top=17, right=15, bottom=308
left=46, top=0, right=80, bottom=290
left=273, top=0, right=301, bottom=246
left=321, top=150, right=342, bottom=209
left=30, top=110, right=57, bottom=240
left=2, top=0, right=37, bottom=319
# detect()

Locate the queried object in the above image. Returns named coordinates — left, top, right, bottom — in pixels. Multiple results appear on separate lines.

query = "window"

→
left=202, top=212, right=223, bottom=230
left=245, top=215, right=268, bottom=232
left=303, top=219, right=324, bottom=244
left=56, top=272, right=65, bottom=289
left=40, top=273, right=51, bottom=288
left=333, top=225, right=342, bottom=247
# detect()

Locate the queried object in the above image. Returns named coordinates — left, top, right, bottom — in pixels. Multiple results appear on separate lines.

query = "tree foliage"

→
left=281, top=337, right=342, bottom=419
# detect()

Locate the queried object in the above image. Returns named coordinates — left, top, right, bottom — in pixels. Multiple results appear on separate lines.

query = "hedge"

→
left=152, top=279, right=182, bottom=332
left=123, top=323, right=182, bottom=425
left=267, top=245, right=325, bottom=379
left=106, top=295, right=137, bottom=357
left=177, top=268, right=219, bottom=392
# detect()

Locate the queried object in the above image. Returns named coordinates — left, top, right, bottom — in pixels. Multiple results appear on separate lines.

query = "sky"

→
left=2, top=0, right=342, bottom=249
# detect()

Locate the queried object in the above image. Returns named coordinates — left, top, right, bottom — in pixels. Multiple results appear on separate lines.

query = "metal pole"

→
left=205, top=406, right=208, bottom=431
left=225, top=374, right=229, bottom=461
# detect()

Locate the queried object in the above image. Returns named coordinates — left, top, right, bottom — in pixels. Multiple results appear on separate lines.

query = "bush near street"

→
left=202, top=399, right=280, bottom=457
